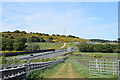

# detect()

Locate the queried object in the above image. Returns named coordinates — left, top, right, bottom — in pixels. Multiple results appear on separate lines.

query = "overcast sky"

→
left=2, top=2, right=118, bottom=40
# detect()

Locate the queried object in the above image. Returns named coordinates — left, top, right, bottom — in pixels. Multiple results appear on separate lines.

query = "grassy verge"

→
left=27, top=62, right=63, bottom=80
left=66, top=56, right=118, bottom=79
left=44, top=63, right=63, bottom=78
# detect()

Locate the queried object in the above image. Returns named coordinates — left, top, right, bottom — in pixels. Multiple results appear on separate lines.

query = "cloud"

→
left=24, top=13, right=44, bottom=20
left=2, top=2, right=117, bottom=40
left=87, top=17, right=97, bottom=20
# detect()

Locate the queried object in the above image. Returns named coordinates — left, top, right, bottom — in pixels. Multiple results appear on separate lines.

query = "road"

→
left=60, top=43, right=66, bottom=49
left=7, top=49, right=67, bottom=61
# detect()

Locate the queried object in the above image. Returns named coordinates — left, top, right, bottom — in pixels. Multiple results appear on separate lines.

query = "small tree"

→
left=13, top=37, right=26, bottom=51
left=27, top=44, right=40, bottom=51
left=13, top=30, right=20, bottom=33
left=2, top=37, right=13, bottom=50
left=46, top=37, right=53, bottom=43
left=21, top=31, right=27, bottom=34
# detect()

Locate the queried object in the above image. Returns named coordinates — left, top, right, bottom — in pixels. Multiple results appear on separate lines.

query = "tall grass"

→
left=26, top=63, right=63, bottom=80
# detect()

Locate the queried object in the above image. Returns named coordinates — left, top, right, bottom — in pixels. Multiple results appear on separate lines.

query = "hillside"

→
left=1, top=30, right=88, bottom=51
left=2, top=31, right=88, bottom=43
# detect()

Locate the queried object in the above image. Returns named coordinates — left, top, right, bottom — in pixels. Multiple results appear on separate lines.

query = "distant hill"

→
left=1, top=30, right=88, bottom=43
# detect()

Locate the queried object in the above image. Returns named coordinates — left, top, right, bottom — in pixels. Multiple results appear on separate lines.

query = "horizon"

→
left=2, top=2, right=118, bottom=40
left=1, top=30, right=118, bottom=41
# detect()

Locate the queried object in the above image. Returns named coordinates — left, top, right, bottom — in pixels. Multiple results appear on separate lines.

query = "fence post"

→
left=100, top=61, right=101, bottom=75
left=118, top=60, right=120, bottom=80
left=89, top=61, right=90, bottom=75
left=113, top=62, right=114, bottom=75
left=103, top=59, right=105, bottom=72
left=96, top=59, right=97, bottom=70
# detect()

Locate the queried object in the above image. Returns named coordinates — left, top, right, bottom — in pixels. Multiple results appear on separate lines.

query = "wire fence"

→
left=89, top=59, right=119, bottom=76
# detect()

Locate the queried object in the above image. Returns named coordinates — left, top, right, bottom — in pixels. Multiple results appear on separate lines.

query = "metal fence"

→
left=89, top=59, right=119, bottom=76
left=0, top=57, right=67, bottom=80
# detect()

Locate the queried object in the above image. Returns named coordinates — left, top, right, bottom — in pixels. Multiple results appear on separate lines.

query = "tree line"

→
left=76, top=42, right=120, bottom=53
left=2, top=37, right=26, bottom=51
left=2, top=30, right=80, bottom=38
left=89, top=39, right=118, bottom=43
left=2, top=35, right=56, bottom=51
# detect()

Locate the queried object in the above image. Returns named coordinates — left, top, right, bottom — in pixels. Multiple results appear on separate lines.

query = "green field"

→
left=26, top=42, right=64, bottom=49
left=80, top=53, right=118, bottom=57
left=72, top=51, right=118, bottom=58
left=68, top=56, right=118, bottom=79
left=27, top=55, right=118, bottom=79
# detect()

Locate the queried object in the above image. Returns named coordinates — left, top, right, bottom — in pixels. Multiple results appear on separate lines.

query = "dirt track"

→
left=49, top=63, right=80, bottom=78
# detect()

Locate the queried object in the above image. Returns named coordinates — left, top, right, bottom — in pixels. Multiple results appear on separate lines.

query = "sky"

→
left=2, top=2, right=118, bottom=40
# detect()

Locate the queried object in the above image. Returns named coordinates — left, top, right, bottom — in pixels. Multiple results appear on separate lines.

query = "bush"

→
left=90, top=55, right=102, bottom=58
left=77, top=42, right=117, bottom=53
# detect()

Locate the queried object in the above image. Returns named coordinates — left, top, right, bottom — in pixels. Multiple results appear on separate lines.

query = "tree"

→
left=21, top=31, right=27, bottom=34
left=76, top=42, right=89, bottom=52
left=93, top=44, right=103, bottom=52
left=39, top=37, right=45, bottom=42
left=46, top=37, right=53, bottom=43
left=27, top=44, right=40, bottom=51
left=67, top=35, right=77, bottom=38
left=13, top=30, right=20, bottom=33
left=2, top=37, right=13, bottom=50
left=9, top=36, right=14, bottom=39
left=56, top=34, right=60, bottom=36
left=52, top=34, right=55, bottom=36
left=27, top=37, right=34, bottom=43
left=2, top=57, right=8, bottom=67
left=61, top=35, right=66, bottom=37
left=44, top=34, right=49, bottom=36
left=102, top=44, right=113, bottom=53
left=13, top=37, right=26, bottom=50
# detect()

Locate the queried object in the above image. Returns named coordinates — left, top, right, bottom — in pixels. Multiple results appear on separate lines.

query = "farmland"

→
left=0, top=30, right=119, bottom=80
left=26, top=52, right=118, bottom=80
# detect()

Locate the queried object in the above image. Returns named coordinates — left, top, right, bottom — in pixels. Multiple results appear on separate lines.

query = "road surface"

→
left=7, top=49, right=67, bottom=61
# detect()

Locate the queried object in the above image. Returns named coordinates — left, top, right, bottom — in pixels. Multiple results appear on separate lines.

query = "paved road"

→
left=7, top=49, right=67, bottom=61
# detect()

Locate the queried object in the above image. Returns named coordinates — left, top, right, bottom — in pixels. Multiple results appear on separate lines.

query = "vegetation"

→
left=68, top=56, right=118, bottom=79
left=26, top=42, right=64, bottom=50
left=27, top=63, right=63, bottom=80
left=89, top=39, right=118, bottom=43
left=30, top=58, right=56, bottom=62
left=2, top=37, right=26, bottom=51
left=1, top=30, right=119, bottom=80
left=1, top=56, right=59, bottom=68
left=76, top=42, right=119, bottom=53
left=1, top=30, right=88, bottom=51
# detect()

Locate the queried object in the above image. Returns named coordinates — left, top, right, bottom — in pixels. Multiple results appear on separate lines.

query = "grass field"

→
left=72, top=49, right=118, bottom=58
left=27, top=54, right=118, bottom=80
left=26, top=42, right=77, bottom=50
left=67, top=56, right=118, bottom=79
left=26, top=42, right=64, bottom=49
